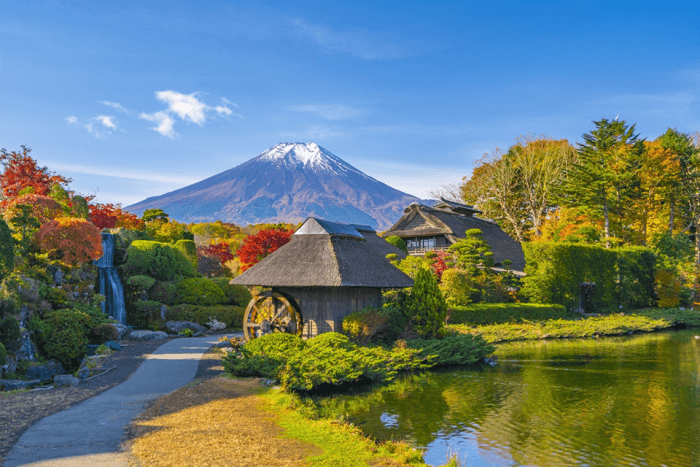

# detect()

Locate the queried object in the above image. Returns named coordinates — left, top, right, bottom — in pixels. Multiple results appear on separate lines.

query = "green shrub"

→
left=0, top=316, right=21, bottom=350
left=70, top=302, right=110, bottom=327
left=35, top=309, right=92, bottom=367
left=439, top=269, right=475, bottom=307
left=167, top=303, right=244, bottom=328
left=385, top=236, right=408, bottom=253
left=342, top=307, right=406, bottom=345
left=448, top=303, right=567, bottom=325
left=174, top=239, right=198, bottom=270
left=175, top=278, right=226, bottom=306
left=406, top=334, right=495, bottom=366
left=148, top=281, right=177, bottom=305
left=45, top=287, right=70, bottom=309
left=405, top=268, right=447, bottom=338
left=209, top=278, right=252, bottom=306
left=122, top=240, right=196, bottom=281
left=131, top=300, right=164, bottom=328
left=126, top=275, right=156, bottom=291
left=0, top=219, right=14, bottom=281
left=179, top=328, right=194, bottom=337
left=522, top=242, right=656, bottom=311
left=0, top=342, right=6, bottom=366
left=223, top=333, right=307, bottom=378
left=90, top=323, right=120, bottom=343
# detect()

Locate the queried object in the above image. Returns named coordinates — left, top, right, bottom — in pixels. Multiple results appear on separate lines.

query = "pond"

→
left=314, top=329, right=700, bottom=466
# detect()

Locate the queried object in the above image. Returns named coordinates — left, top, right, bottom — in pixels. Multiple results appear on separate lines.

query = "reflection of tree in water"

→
left=314, top=330, right=700, bottom=466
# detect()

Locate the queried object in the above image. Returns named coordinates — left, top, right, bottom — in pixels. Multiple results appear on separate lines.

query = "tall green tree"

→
left=562, top=118, right=644, bottom=247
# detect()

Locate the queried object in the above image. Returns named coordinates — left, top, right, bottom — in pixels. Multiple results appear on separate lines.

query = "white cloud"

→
left=286, top=104, right=361, bottom=120
left=47, top=161, right=203, bottom=184
left=100, top=101, right=131, bottom=114
left=140, top=91, right=240, bottom=137
left=139, top=111, right=177, bottom=138
left=66, top=115, right=116, bottom=138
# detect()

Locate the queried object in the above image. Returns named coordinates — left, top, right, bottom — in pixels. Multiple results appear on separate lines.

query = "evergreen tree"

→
left=406, top=267, right=447, bottom=338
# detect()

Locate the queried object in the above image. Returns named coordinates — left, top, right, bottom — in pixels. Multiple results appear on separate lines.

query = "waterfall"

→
left=95, top=232, right=127, bottom=324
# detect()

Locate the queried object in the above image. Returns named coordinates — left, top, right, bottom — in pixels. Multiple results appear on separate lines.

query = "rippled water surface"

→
left=316, top=330, right=700, bottom=466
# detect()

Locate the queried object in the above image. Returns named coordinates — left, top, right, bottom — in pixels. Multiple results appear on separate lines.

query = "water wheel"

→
left=242, top=291, right=303, bottom=341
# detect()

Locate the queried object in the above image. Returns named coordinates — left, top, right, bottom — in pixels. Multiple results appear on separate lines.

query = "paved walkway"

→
left=4, top=334, right=237, bottom=467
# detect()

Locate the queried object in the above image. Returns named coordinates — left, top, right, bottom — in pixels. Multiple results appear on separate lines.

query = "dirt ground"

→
left=0, top=339, right=167, bottom=464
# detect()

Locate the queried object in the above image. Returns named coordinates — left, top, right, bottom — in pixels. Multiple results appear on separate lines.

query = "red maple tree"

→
left=0, top=146, right=71, bottom=200
left=4, top=194, right=63, bottom=225
left=429, top=251, right=450, bottom=282
left=89, top=203, right=144, bottom=230
left=237, top=228, right=294, bottom=271
left=34, top=217, right=103, bottom=266
left=198, top=242, right=235, bottom=264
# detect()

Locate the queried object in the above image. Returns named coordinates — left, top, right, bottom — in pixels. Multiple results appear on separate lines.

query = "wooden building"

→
left=382, top=198, right=526, bottom=272
left=232, top=217, right=412, bottom=339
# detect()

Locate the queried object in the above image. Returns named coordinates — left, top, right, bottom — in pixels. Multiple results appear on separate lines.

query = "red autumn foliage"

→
left=429, top=252, right=450, bottom=282
left=4, top=194, right=63, bottom=224
left=0, top=146, right=71, bottom=201
left=34, top=217, right=103, bottom=266
left=88, top=203, right=144, bottom=230
left=237, top=228, right=294, bottom=271
left=198, top=242, right=235, bottom=265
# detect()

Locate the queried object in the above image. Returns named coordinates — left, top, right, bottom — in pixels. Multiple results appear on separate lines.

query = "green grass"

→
left=449, top=307, right=700, bottom=344
left=448, top=303, right=567, bottom=325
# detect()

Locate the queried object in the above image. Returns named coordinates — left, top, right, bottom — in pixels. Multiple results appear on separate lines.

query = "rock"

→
left=54, top=268, right=65, bottom=285
left=106, top=323, right=129, bottom=339
left=164, top=321, right=207, bottom=335
left=77, top=367, right=90, bottom=381
left=207, top=318, right=227, bottom=331
left=3, top=354, right=18, bottom=375
left=25, top=360, right=65, bottom=384
left=160, top=304, right=168, bottom=321
left=16, top=330, right=38, bottom=361
left=128, top=330, right=168, bottom=341
left=18, top=278, right=41, bottom=302
left=215, top=340, right=233, bottom=349
left=105, top=340, right=121, bottom=351
left=0, top=379, right=41, bottom=391
left=484, top=356, right=498, bottom=367
left=54, top=375, right=81, bottom=387
left=259, top=379, right=277, bottom=387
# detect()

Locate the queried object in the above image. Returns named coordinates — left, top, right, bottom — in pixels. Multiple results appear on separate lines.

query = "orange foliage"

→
left=88, top=203, right=144, bottom=230
left=0, top=146, right=71, bottom=200
left=535, top=207, right=604, bottom=244
left=237, top=228, right=294, bottom=271
left=34, top=217, right=103, bottom=266
left=655, top=270, right=681, bottom=308
left=4, top=194, right=63, bottom=224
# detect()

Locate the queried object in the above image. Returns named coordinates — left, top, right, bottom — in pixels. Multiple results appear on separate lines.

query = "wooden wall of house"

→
left=274, top=286, right=382, bottom=339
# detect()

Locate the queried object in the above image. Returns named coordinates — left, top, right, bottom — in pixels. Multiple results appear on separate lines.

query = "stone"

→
left=215, top=340, right=233, bottom=349
left=128, top=330, right=168, bottom=341
left=54, top=375, right=81, bottom=387
left=3, top=354, right=18, bottom=375
left=105, top=340, right=121, bottom=351
left=106, top=323, right=129, bottom=339
left=207, top=318, right=227, bottom=331
left=16, top=330, right=38, bottom=362
left=0, top=379, right=41, bottom=391
left=77, top=367, right=90, bottom=381
left=25, top=360, right=65, bottom=384
left=164, top=321, right=207, bottom=335
left=160, top=304, right=168, bottom=321
left=54, top=268, right=65, bottom=285
left=18, top=278, right=41, bottom=302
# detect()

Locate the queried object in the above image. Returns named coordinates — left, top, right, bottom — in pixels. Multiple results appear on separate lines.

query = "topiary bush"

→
left=122, top=240, right=197, bottom=281
left=223, top=333, right=307, bottom=378
left=131, top=300, right=164, bottom=329
left=405, top=268, right=448, bottom=338
left=406, top=334, right=495, bottom=367
left=90, top=323, right=120, bottom=343
left=33, top=308, right=92, bottom=367
left=175, top=278, right=227, bottom=306
left=167, top=304, right=244, bottom=329
left=148, top=281, right=177, bottom=305
left=448, top=303, right=568, bottom=325
left=385, top=236, right=408, bottom=253
left=174, top=239, right=198, bottom=270
left=209, top=277, right=252, bottom=306
left=126, top=275, right=156, bottom=291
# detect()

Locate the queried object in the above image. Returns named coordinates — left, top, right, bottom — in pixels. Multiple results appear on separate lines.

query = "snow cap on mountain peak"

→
left=255, top=142, right=367, bottom=177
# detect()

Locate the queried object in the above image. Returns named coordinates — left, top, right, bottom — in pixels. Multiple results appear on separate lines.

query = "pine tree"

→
left=406, top=267, right=447, bottom=338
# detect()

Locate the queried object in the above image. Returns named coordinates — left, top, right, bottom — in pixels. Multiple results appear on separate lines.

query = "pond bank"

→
left=448, top=307, right=700, bottom=344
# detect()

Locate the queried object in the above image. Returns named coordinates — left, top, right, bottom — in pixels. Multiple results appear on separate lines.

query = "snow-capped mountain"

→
left=126, top=143, right=423, bottom=229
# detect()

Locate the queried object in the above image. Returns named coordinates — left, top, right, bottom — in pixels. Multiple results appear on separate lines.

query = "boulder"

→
left=106, top=323, right=130, bottom=339
left=3, top=354, right=18, bottom=375
left=25, top=360, right=65, bottom=384
left=165, top=321, right=207, bottom=335
left=207, top=318, right=227, bottom=331
left=128, top=330, right=168, bottom=341
left=160, top=304, right=168, bottom=321
left=54, top=374, right=81, bottom=388
left=105, top=340, right=121, bottom=351
left=0, top=379, right=41, bottom=391
left=77, top=367, right=90, bottom=381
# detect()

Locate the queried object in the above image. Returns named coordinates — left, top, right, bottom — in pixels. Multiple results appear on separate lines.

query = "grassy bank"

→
left=128, top=376, right=460, bottom=467
left=448, top=308, right=700, bottom=344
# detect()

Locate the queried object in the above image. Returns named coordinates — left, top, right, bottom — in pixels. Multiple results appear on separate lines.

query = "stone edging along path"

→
left=3, top=334, right=237, bottom=467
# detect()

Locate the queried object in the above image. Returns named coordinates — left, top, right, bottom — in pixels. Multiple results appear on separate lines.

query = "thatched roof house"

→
left=233, top=217, right=412, bottom=337
left=382, top=198, right=526, bottom=272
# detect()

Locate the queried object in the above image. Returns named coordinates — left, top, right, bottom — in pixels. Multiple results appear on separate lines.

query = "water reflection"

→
left=313, top=330, right=700, bottom=466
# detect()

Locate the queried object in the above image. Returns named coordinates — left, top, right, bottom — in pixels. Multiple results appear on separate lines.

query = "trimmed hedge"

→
left=385, top=236, right=408, bottom=253
left=448, top=303, right=567, bottom=325
left=175, top=278, right=226, bottom=306
left=522, top=243, right=656, bottom=311
left=174, top=239, right=198, bottom=269
left=209, top=277, right=252, bottom=306
left=167, top=303, right=245, bottom=329
left=122, top=240, right=197, bottom=281
left=149, top=281, right=177, bottom=305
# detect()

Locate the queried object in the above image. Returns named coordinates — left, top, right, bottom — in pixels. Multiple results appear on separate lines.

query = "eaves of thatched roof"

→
left=232, top=218, right=413, bottom=288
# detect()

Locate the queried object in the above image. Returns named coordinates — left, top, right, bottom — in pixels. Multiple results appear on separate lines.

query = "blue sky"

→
left=2, top=1, right=699, bottom=207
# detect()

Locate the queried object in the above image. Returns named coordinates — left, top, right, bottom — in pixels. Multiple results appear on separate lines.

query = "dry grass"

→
left=126, top=377, right=320, bottom=467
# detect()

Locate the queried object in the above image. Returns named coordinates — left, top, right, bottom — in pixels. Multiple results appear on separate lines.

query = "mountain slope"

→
left=126, top=142, right=422, bottom=229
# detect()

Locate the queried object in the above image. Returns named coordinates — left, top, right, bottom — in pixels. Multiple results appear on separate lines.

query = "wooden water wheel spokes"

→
left=243, top=291, right=303, bottom=341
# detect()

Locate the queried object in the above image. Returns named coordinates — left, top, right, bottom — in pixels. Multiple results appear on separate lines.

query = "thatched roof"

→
left=232, top=218, right=413, bottom=288
left=382, top=202, right=526, bottom=271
